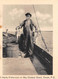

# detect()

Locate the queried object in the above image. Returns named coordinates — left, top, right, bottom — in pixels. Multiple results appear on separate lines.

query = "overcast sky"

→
left=3, top=5, right=53, bottom=31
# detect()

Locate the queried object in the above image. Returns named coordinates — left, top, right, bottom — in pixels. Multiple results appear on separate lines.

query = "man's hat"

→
left=25, top=12, right=32, bottom=17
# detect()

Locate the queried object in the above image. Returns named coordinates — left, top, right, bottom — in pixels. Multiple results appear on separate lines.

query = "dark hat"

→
left=25, top=12, right=32, bottom=17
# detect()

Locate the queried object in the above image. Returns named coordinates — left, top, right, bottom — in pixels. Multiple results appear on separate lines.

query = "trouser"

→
left=24, top=32, right=34, bottom=55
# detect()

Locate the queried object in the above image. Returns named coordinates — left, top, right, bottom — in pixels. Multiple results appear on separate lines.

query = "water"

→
left=36, top=31, right=53, bottom=56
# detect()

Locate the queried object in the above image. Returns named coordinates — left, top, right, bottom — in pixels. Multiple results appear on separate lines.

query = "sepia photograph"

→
left=3, top=5, right=53, bottom=75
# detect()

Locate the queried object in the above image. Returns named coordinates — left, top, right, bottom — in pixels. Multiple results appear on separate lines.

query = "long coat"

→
left=19, top=19, right=37, bottom=55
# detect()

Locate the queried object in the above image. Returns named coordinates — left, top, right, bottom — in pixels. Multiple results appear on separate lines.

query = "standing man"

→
left=16, top=12, right=38, bottom=58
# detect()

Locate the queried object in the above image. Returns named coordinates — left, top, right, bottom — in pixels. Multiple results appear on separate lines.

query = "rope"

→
left=33, top=5, right=49, bottom=52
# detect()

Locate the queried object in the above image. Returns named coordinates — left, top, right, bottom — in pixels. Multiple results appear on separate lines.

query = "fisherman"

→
left=16, top=12, right=38, bottom=58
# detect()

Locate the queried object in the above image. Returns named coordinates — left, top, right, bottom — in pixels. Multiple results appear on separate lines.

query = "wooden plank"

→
left=3, top=58, right=38, bottom=75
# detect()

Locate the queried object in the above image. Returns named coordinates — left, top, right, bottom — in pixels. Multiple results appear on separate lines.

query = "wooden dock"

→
left=3, top=58, right=38, bottom=75
left=3, top=32, right=53, bottom=75
left=3, top=43, right=38, bottom=75
left=3, top=42, right=53, bottom=75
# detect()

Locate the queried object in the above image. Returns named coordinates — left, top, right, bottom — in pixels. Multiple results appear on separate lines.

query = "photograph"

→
left=3, top=5, right=53, bottom=75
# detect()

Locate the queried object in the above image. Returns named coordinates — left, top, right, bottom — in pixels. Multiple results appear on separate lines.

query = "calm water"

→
left=36, top=31, right=53, bottom=56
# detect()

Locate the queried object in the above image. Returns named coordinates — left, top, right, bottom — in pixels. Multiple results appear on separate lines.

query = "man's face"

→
left=26, top=15, right=31, bottom=20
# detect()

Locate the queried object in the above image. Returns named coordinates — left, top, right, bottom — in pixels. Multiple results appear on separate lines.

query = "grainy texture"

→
left=3, top=58, right=38, bottom=75
left=36, top=31, right=53, bottom=56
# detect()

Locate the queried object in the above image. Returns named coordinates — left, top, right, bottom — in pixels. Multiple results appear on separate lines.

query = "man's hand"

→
left=16, top=26, right=21, bottom=30
left=35, top=30, right=40, bottom=38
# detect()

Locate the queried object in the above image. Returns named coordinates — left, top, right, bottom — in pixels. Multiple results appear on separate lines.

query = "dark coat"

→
left=20, top=19, right=37, bottom=36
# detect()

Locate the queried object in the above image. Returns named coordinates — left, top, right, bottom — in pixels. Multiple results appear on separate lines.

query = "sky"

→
left=3, top=5, right=53, bottom=31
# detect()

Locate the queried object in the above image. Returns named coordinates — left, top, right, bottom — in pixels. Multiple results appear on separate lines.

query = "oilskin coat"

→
left=20, top=19, right=37, bottom=55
